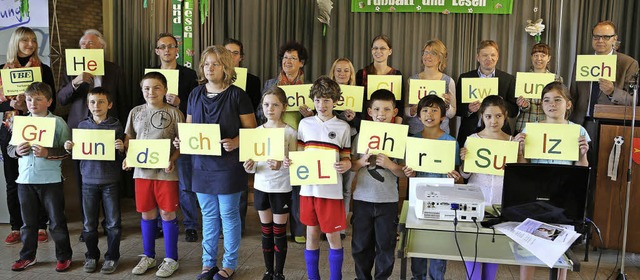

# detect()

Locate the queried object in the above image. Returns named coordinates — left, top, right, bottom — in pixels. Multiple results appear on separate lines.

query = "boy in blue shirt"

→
left=403, top=94, right=462, bottom=280
left=64, top=87, right=125, bottom=274
left=8, top=82, right=73, bottom=272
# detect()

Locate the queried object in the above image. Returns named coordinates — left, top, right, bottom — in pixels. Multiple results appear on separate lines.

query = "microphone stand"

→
left=617, top=71, right=639, bottom=280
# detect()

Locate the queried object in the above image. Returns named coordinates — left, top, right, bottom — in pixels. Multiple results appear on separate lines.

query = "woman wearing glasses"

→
left=355, top=35, right=404, bottom=126
left=406, top=39, right=456, bottom=135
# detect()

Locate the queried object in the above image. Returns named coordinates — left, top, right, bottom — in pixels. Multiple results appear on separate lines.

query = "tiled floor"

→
left=1, top=198, right=640, bottom=279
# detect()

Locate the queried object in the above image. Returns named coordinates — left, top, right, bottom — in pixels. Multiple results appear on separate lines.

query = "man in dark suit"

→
left=224, top=38, right=261, bottom=235
left=58, top=29, right=126, bottom=242
left=569, top=21, right=639, bottom=129
left=455, top=40, right=519, bottom=147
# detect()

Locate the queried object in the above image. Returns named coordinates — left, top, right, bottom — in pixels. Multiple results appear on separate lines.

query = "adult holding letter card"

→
left=65, top=49, right=105, bottom=76
left=0, top=67, right=43, bottom=96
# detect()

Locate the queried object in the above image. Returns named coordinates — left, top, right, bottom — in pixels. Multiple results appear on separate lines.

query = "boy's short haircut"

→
left=417, top=95, right=446, bottom=118
left=140, top=71, right=168, bottom=89
left=309, top=76, right=341, bottom=102
left=87, top=86, right=112, bottom=103
left=24, top=82, right=53, bottom=100
left=368, top=89, right=396, bottom=108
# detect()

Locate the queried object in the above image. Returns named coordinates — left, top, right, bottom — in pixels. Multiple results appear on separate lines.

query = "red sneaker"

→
left=11, top=259, right=36, bottom=271
left=55, top=259, right=72, bottom=272
left=5, top=231, right=20, bottom=245
left=38, top=230, right=48, bottom=242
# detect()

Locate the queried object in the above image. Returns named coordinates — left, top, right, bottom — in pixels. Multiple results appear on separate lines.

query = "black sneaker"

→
left=185, top=229, right=198, bottom=242
left=155, top=229, right=163, bottom=239
left=262, top=271, right=273, bottom=280
left=273, top=272, right=285, bottom=280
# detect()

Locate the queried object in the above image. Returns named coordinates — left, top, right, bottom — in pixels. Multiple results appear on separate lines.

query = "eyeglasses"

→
left=282, top=56, right=299, bottom=61
left=592, top=34, right=616, bottom=41
left=371, top=47, right=389, bottom=52
left=422, top=50, right=438, bottom=56
left=156, top=44, right=178, bottom=50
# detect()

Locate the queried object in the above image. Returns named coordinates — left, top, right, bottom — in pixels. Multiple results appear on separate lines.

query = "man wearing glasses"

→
left=153, top=33, right=200, bottom=243
left=570, top=21, right=639, bottom=127
left=58, top=29, right=126, bottom=242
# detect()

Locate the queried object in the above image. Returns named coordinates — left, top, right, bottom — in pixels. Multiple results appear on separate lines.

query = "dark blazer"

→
left=455, top=68, right=517, bottom=147
left=569, top=51, right=639, bottom=125
left=246, top=72, right=262, bottom=111
left=58, top=61, right=126, bottom=128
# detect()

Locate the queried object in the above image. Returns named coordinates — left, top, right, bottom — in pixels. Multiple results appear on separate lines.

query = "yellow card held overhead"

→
left=463, top=137, right=518, bottom=176
left=126, top=139, right=170, bottom=169
left=357, top=120, right=408, bottom=159
left=71, top=129, right=116, bottom=161
left=405, top=137, right=456, bottom=174
left=335, top=85, right=364, bottom=113
left=0, top=67, right=43, bottom=96
left=280, top=84, right=314, bottom=112
left=523, top=123, right=580, bottom=161
left=408, top=79, right=446, bottom=105
left=288, top=150, right=337, bottom=185
left=65, top=49, right=105, bottom=76
left=576, top=55, right=617, bottom=82
left=233, top=67, right=248, bottom=91
left=515, top=72, right=556, bottom=99
left=367, top=75, right=402, bottom=100
left=461, top=77, right=498, bottom=103
left=178, top=123, right=221, bottom=156
left=9, top=116, right=56, bottom=147
left=145, top=69, right=179, bottom=95
left=239, top=128, right=285, bottom=161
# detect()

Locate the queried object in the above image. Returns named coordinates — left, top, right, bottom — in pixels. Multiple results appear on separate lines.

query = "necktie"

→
left=588, top=81, right=600, bottom=116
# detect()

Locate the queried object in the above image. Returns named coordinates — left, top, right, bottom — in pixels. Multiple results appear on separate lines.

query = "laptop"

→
left=500, top=163, right=591, bottom=229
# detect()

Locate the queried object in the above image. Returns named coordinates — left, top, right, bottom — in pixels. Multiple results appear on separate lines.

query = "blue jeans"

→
left=411, top=258, right=447, bottom=280
left=178, top=155, right=199, bottom=230
left=18, top=183, right=72, bottom=261
left=197, top=192, right=242, bottom=269
left=83, top=183, right=121, bottom=261
left=351, top=200, right=397, bottom=280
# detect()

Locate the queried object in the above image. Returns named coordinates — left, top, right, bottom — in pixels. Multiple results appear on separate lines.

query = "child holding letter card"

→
left=403, top=94, right=461, bottom=280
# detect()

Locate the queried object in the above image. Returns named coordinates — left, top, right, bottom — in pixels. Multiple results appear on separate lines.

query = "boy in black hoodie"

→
left=64, top=87, right=125, bottom=274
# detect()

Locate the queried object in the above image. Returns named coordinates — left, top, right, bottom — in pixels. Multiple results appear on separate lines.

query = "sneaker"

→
left=185, top=229, right=198, bottom=242
left=83, top=258, right=97, bottom=273
left=196, top=267, right=219, bottom=280
left=294, top=236, right=306, bottom=244
left=156, top=229, right=163, bottom=239
left=273, top=272, right=286, bottom=280
left=100, top=259, right=119, bottom=274
left=11, top=258, right=36, bottom=271
left=5, top=231, right=20, bottom=245
left=55, top=259, right=72, bottom=272
left=132, top=255, right=156, bottom=275
left=38, top=230, right=48, bottom=242
left=155, top=258, right=179, bottom=278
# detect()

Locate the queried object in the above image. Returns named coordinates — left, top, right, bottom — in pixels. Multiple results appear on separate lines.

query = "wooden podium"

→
left=592, top=104, right=640, bottom=252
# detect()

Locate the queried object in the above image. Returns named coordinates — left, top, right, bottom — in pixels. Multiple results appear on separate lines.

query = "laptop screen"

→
left=501, top=163, right=591, bottom=226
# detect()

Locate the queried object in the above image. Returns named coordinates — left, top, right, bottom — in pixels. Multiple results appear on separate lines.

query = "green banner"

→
left=182, top=0, right=194, bottom=69
left=351, top=0, right=512, bottom=14
left=172, top=0, right=183, bottom=65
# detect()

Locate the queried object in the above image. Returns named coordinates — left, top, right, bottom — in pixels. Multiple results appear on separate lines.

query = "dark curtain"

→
left=109, top=0, right=639, bottom=113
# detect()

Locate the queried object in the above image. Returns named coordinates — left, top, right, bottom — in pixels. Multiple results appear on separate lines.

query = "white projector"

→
left=414, top=183, right=485, bottom=222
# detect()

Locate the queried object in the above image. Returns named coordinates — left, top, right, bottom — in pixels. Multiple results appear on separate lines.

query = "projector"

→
left=414, top=184, right=485, bottom=222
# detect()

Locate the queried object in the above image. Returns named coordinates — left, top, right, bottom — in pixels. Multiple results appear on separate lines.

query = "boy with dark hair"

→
left=64, top=87, right=125, bottom=274
left=350, top=89, right=406, bottom=280
left=8, top=82, right=73, bottom=272
left=404, top=94, right=462, bottom=280
left=293, top=76, right=352, bottom=280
